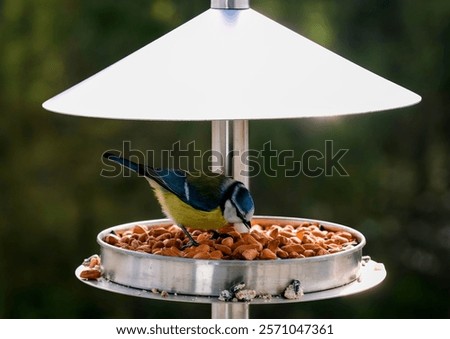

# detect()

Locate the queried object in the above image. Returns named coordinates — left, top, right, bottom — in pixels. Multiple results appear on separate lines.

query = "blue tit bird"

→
left=103, top=152, right=255, bottom=247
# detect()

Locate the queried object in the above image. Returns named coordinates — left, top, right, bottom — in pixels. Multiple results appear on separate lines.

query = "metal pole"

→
left=210, top=120, right=250, bottom=319
left=232, top=119, right=249, bottom=188
left=211, top=120, right=231, bottom=176
left=211, top=0, right=250, bottom=9
left=211, top=302, right=250, bottom=319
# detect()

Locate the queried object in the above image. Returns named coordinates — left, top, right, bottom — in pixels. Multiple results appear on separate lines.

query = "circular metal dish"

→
left=98, top=216, right=365, bottom=297
left=76, top=259, right=385, bottom=304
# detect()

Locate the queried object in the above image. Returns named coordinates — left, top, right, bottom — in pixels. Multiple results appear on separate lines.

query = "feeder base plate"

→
left=75, top=259, right=385, bottom=305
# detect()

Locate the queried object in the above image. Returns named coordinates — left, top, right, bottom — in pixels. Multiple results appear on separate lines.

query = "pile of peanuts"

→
left=80, top=254, right=102, bottom=280
left=103, top=222, right=357, bottom=261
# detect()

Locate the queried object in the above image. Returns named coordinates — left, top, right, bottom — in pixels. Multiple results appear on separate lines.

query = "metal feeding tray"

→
left=76, top=215, right=386, bottom=318
left=84, top=216, right=382, bottom=295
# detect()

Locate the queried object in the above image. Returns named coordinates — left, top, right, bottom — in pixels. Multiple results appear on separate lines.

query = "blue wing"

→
left=104, top=153, right=229, bottom=212
left=147, top=168, right=231, bottom=212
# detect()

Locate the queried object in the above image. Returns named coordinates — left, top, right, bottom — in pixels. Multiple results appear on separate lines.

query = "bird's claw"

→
left=177, top=224, right=199, bottom=249
left=181, top=239, right=199, bottom=249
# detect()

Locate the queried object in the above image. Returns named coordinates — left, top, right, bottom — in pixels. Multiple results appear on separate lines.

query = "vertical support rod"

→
left=211, top=120, right=231, bottom=176
left=232, top=119, right=249, bottom=188
left=210, top=120, right=251, bottom=319
left=211, top=303, right=249, bottom=319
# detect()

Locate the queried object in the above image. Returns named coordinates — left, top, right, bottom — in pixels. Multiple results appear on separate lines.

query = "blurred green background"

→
left=0, top=0, right=449, bottom=318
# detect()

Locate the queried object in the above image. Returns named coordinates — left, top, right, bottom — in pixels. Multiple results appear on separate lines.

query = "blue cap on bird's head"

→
left=221, top=181, right=255, bottom=229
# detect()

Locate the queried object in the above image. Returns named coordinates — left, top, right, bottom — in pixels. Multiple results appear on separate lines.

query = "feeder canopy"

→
left=42, top=6, right=421, bottom=120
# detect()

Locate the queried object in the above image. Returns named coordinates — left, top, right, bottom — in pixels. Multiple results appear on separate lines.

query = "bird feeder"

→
left=43, top=0, right=420, bottom=318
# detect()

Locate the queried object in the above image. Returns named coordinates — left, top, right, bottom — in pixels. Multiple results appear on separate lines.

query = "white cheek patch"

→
left=224, top=200, right=241, bottom=224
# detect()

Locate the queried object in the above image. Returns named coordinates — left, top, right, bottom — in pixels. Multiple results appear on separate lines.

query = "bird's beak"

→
left=243, top=219, right=252, bottom=229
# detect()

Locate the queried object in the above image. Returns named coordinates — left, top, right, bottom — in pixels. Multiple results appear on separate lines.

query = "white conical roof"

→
left=42, top=8, right=421, bottom=120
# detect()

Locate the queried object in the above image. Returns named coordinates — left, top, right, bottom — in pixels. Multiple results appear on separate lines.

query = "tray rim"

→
left=97, top=215, right=366, bottom=265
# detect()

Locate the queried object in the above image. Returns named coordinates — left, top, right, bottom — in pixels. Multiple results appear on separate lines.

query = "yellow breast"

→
left=152, top=185, right=227, bottom=230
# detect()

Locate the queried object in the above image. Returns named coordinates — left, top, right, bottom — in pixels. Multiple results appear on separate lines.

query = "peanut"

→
left=130, top=239, right=140, bottom=250
left=302, top=234, right=315, bottom=244
left=88, top=256, right=101, bottom=268
left=80, top=269, right=101, bottom=280
left=328, top=247, right=342, bottom=253
left=152, top=241, right=164, bottom=250
left=304, top=250, right=315, bottom=257
left=119, top=236, right=131, bottom=244
left=311, top=230, right=327, bottom=237
left=221, top=237, right=234, bottom=248
left=284, top=224, right=295, bottom=231
left=196, top=244, right=211, bottom=253
left=269, top=227, right=279, bottom=239
left=152, top=227, right=170, bottom=237
left=250, top=230, right=269, bottom=246
left=337, top=231, right=353, bottom=240
left=156, top=233, right=172, bottom=241
left=105, top=234, right=120, bottom=245
left=133, top=225, right=147, bottom=234
left=196, top=232, right=212, bottom=244
left=210, top=250, right=224, bottom=260
left=303, top=243, right=320, bottom=251
left=280, top=230, right=296, bottom=238
left=228, top=231, right=243, bottom=240
left=288, top=251, right=300, bottom=258
left=281, top=244, right=305, bottom=254
left=160, top=247, right=178, bottom=256
left=232, top=244, right=260, bottom=257
left=168, top=225, right=182, bottom=233
left=260, top=248, right=277, bottom=260
left=183, top=251, right=197, bottom=258
left=163, top=238, right=179, bottom=249
left=231, top=239, right=246, bottom=250
left=138, top=233, right=149, bottom=242
left=218, top=225, right=235, bottom=234
left=331, top=235, right=348, bottom=244
left=267, top=239, right=280, bottom=253
left=290, top=236, right=302, bottom=244
left=242, top=248, right=259, bottom=260
left=296, top=231, right=305, bottom=241
left=276, top=249, right=289, bottom=259
left=317, top=248, right=329, bottom=256
left=169, top=246, right=182, bottom=256
left=214, top=244, right=232, bottom=256
left=242, top=234, right=263, bottom=251
left=137, top=244, right=153, bottom=253
left=193, top=252, right=211, bottom=260
left=278, top=235, right=290, bottom=246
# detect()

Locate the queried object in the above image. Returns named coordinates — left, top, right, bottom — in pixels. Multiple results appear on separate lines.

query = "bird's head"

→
left=222, top=182, right=255, bottom=230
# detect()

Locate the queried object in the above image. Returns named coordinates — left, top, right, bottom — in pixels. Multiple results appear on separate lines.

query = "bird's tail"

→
left=103, top=152, right=147, bottom=176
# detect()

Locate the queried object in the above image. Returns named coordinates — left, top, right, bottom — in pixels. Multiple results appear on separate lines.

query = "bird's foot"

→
left=181, top=239, right=199, bottom=249
left=177, top=224, right=199, bottom=249
left=210, top=230, right=221, bottom=240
